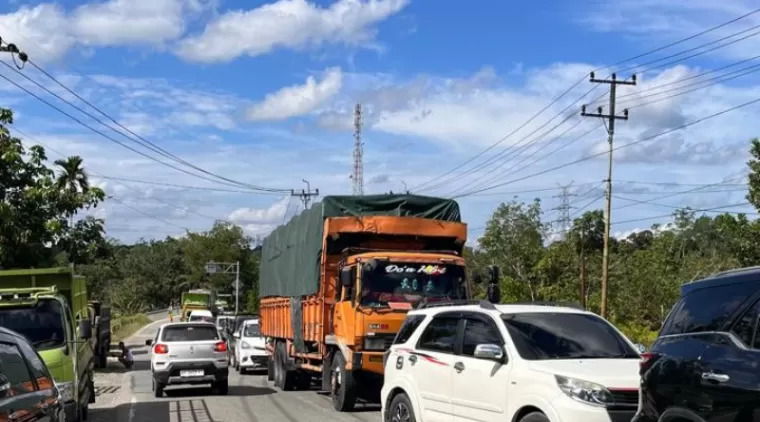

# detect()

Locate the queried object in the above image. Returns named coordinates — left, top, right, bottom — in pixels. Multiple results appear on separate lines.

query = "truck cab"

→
left=0, top=268, right=96, bottom=422
left=336, top=252, right=466, bottom=368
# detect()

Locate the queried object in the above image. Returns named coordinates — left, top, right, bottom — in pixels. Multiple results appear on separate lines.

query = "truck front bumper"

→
left=153, top=362, right=229, bottom=386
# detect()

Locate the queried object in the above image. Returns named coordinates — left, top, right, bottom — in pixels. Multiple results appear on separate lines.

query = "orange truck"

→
left=259, top=194, right=495, bottom=412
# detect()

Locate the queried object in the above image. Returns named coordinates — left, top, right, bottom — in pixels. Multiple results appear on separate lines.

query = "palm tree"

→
left=54, top=155, right=90, bottom=268
left=54, top=155, right=90, bottom=194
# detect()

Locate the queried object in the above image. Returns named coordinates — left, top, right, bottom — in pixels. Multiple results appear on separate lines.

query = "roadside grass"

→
left=112, top=314, right=152, bottom=342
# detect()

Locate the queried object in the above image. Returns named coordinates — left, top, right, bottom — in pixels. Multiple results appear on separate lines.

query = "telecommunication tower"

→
left=351, top=104, right=364, bottom=195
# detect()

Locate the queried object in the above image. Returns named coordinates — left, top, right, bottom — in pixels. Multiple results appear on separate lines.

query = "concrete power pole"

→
left=351, top=104, right=364, bottom=195
left=581, top=72, right=636, bottom=318
left=552, top=182, right=575, bottom=240
left=292, top=179, right=319, bottom=209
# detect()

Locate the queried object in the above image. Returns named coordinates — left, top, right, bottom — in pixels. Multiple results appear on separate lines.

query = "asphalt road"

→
left=89, top=316, right=382, bottom=422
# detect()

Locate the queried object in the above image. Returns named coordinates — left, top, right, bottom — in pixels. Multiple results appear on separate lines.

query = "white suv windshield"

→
left=243, top=324, right=261, bottom=337
left=502, top=312, right=638, bottom=360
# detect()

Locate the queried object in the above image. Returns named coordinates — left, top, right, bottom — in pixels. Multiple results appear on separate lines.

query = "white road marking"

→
left=128, top=395, right=137, bottom=422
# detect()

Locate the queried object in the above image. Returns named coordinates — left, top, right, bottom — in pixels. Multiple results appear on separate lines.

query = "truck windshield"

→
left=361, top=262, right=465, bottom=306
left=0, top=300, right=66, bottom=350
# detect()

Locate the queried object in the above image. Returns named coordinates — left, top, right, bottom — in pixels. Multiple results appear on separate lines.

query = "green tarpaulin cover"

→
left=259, top=194, right=461, bottom=298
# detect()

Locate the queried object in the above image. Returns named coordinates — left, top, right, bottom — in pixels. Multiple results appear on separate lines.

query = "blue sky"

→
left=0, top=0, right=759, bottom=244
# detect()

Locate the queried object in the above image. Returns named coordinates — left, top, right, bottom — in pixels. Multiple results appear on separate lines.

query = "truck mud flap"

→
left=290, top=297, right=307, bottom=353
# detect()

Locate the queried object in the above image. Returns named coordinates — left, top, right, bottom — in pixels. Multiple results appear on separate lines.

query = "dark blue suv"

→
left=634, top=266, right=760, bottom=422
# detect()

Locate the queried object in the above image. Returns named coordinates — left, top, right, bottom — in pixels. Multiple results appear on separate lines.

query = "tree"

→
left=0, top=108, right=104, bottom=268
left=479, top=199, right=545, bottom=301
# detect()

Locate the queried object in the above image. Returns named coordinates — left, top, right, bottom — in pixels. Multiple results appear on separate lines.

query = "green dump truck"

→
left=180, top=288, right=215, bottom=320
left=0, top=267, right=98, bottom=421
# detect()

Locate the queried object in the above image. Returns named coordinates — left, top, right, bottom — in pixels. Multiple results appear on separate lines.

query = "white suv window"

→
left=416, top=315, right=459, bottom=354
left=461, top=315, right=503, bottom=356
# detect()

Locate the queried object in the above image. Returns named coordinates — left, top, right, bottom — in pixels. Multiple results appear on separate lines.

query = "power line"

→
left=93, top=175, right=283, bottom=195
left=0, top=60, right=292, bottom=193
left=408, top=8, right=760, bottom=193
left=453, top=94, right=760, bottom=198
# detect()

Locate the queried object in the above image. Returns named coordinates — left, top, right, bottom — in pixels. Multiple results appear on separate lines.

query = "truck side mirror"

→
left=486, top=283, right=500, bottom=304
left=340, top=267, right=353, bottom=288
left=78, top=319, right=93, bottom=340
left=488, top=265, right=500, bottom=284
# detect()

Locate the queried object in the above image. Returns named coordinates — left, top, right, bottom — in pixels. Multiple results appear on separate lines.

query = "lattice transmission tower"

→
left=351, top=104, right=364, bottom=195
left=552, top=182, right=575, bottom=240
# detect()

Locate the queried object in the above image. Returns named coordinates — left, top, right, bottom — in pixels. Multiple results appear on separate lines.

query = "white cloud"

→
left=579, top=0, right=760, bottom=61
left=175, top=0, right=410, bottom=63
left=4, top=59, right=759, bottom=243
left=246, top=68, right=343, bottom=121
left=0, top=0, right=213, bottom=62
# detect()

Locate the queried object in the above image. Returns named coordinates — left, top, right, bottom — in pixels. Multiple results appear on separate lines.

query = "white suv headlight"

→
left=241, top=341, right=251, bottom=349
left=56, top=381, right=75, bottom=402
left=555, top=375, right=614, bottom=407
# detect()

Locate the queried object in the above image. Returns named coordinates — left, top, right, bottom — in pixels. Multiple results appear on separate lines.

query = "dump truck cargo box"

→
left=259, top=194, right=462, bottom=298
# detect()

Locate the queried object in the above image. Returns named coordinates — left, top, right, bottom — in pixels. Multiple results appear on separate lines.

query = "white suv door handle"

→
left=702, top=371, right=730, bottom=383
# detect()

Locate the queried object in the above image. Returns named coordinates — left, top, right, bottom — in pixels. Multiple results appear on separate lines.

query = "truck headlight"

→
left=363, top=337, right=386, bottom=351
left=241, top=341, right=251, bottom=349
left=56, top=381, right=75, bottom=402
left=555, top=375, right=614, bottom=407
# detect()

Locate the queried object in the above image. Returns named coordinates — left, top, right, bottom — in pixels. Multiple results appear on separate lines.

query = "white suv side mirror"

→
left=473, top=344, right=505, bottom=362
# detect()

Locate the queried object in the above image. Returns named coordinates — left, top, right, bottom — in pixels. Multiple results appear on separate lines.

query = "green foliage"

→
left=0, top=107, right=262, bottom=315
left=474, top=137, right=760, bottom=341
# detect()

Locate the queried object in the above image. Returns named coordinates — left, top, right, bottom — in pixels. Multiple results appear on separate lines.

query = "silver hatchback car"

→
left=146, top=322, right=229, bottom=397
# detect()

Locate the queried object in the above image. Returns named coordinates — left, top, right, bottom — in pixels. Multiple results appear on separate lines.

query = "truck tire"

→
left=274, top=342, right=296, bottom=391
left=330, top=353, right=357, bottom=412
left=267, top=355, right=275, bottom=381
left=97, top=347, right=108, bottom=369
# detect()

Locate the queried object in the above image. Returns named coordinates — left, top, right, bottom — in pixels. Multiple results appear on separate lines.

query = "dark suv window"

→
left=502, top=312, right=638, bottom=360
left=731, top=299, right=760, bottom=348
left=661, top=281, right=758, bottom=336
left=417, top=316, right=459, bottom=354
left=393, top=315, right=426, bottom=345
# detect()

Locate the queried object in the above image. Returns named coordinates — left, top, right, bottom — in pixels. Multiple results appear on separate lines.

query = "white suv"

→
left=381, top=301, right=641, bottom=422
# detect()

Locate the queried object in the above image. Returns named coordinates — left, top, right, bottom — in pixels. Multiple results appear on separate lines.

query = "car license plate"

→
left=180, top=370, right=204, bottom=377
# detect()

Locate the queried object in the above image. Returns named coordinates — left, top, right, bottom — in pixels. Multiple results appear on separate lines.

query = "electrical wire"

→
left=0, top=60, right=292, bottom=193
left=453, top=95, right=760, bottom=198
left=407, top=8, right=760, bottom=193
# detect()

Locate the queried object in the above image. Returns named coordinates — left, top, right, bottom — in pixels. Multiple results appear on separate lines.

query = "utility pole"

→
left=581, top=72, right=636, bottom=318
left=206, top=261, right=241, bottom=315
left=579, top=222, right=587, bottom=310
left=351, top=104, right=364, bottom=195
left=292, top=179, right=319, bottom=209
left=552, top=182, right=575, bottom=240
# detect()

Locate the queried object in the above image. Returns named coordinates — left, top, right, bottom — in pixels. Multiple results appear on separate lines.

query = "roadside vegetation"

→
left=4, top=106, right=760, bottom=345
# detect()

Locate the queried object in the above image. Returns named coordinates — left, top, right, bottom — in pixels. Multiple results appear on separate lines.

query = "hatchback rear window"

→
left=162, top=325, right=219, bottom=342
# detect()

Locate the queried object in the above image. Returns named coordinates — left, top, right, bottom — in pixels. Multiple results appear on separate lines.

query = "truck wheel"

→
left=97, top=350, right=107, bottom=369
left=330, top=353, right=356, bottom=412
left=267, top=355, right=275, bottom=381
left=275, top=343, right=296, bottom=391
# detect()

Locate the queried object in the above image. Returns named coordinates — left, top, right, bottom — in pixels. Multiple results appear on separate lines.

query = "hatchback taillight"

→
left=154, top=344, right=168, bottom=354
left=214, top=341, right=227, bottom=352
